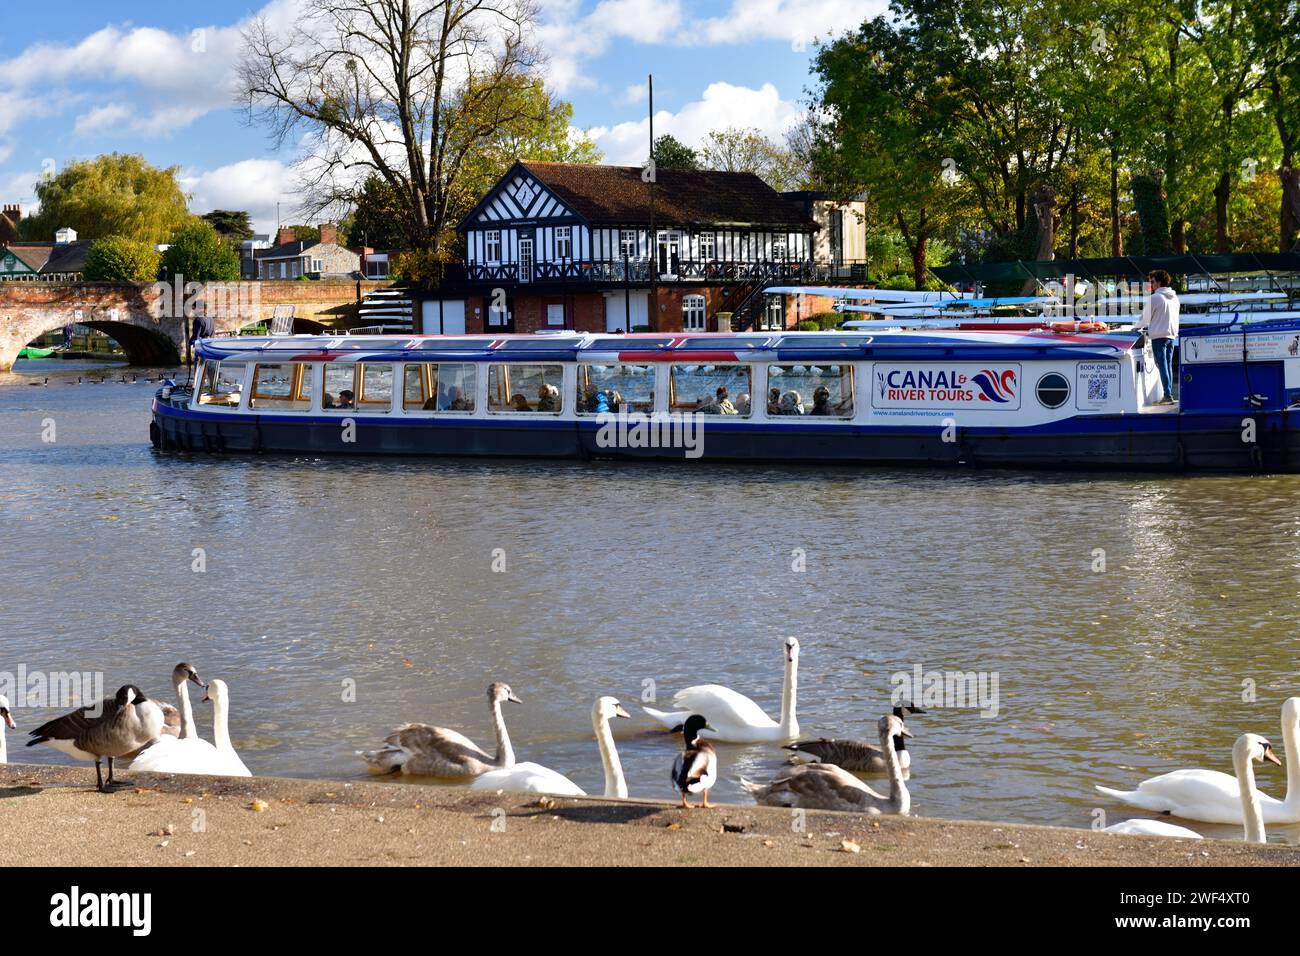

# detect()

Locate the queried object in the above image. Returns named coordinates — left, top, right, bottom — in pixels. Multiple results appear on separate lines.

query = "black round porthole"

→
left=1036, top=372, right=1071, bottom=409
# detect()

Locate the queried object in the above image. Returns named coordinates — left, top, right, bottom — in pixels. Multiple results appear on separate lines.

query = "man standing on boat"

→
left=1136, top=270, right=1180, bottom=404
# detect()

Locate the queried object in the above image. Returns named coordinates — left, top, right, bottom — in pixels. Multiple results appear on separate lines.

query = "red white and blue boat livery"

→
left=151, top=321, right=1300, bottom=471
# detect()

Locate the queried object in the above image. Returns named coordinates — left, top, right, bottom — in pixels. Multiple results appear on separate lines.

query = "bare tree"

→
left=238, top=0, right=547, bottom=257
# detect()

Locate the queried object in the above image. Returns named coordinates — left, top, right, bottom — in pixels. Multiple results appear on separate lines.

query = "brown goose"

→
left=27, top=685, right=167, bottom=791
left=742, top=714, right=912, bottom=814
left=784, top=704, right=926, bottom=772
left=357, top=682, right=521, bottom=778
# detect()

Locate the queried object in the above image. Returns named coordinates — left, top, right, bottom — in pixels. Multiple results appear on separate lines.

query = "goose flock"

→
left=1, top=642, right=1294, bottom=847
left=13, top=662, right=251, bottom=791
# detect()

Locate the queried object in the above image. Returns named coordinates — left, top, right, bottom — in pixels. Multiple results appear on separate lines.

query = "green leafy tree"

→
left=201, top=210, right=255, bottom=245
left=348, top=175, right=408, bottom=250
left=651, top=134, right=699, bottom=171
left=20, top=153, right=191, bottom=245
left=162, top=221, right=241, bottom=282
left=82, top=236, right=162, bottom=283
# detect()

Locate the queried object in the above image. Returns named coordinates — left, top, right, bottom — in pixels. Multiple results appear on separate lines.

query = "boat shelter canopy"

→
left=933, top=252, right=1300, bottom=284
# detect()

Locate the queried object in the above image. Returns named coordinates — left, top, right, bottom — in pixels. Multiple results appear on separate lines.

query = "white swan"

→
left=128, top=665, right=232, bottom=776
left=0, top=695, right=14, bottom=764
left=1102, top=735, right=1279, bottom=841
left=470, top=696, right=631, bottom=797
left=1095, top=697, right=1299, bottom=824
left=643, top=637, right=799, bottom=743
left=199, top=679, right=251, bottom=777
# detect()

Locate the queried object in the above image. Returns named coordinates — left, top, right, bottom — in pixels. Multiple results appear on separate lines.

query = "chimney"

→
left=1, top=204, right=19, bottom=222
left=277, top=226, right=296, bottom=246
left=319, top=223, right=338, bottom=246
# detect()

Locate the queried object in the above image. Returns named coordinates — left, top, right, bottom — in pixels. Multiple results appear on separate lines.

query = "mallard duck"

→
left=671, top=714, right=718, bottom=809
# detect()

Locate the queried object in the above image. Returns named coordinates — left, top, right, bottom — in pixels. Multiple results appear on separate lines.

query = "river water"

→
left=4, top=358, right=1300, bottom=841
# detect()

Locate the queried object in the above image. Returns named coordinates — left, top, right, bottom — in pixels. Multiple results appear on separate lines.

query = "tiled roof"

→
left=516, top=162, right=819, bottom=229
left=5, top=244, right=54, bottom=271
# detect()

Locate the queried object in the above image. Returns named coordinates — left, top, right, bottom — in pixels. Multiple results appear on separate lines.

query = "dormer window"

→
left=485, top=230, right=502, bottom=262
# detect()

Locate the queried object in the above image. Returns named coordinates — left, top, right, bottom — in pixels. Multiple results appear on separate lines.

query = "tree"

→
left=82, top=236, right=162, bottom=283
left=162, top=221, right=241, bottom=282
left=19, top=154, right=191, bottom=245
left=699, top=127, right=802, bottom=191
left=348, top=175, right=408, bottom=249
left=201, top=210, right=255, bottom=245
left=239, top=0, right=555, bottom=266
left=651, top=134, right=699, bottom=171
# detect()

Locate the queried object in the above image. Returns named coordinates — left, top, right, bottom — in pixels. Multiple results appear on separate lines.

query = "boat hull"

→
left=151, top=400, right=1300, bottom=472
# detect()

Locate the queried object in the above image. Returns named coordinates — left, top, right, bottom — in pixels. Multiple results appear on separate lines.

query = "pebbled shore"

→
left=2, top=763, right=1297, bottom=867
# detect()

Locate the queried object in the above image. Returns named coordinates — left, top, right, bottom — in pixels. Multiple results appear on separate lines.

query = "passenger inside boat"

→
left=767, top=388, right=781, bottom=414
left=777, top=390, right=805, bottom=415
left=511, top=393, right=531, bottom=411
left=337, top=389, right=355, bottom=409
left=735, top=392, right=752, bottom=415
left=537, top=383, right=560, bottom=411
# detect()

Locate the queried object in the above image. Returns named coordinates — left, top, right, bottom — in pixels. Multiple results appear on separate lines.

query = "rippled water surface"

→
left=4, top=359, right=1300, bottom=841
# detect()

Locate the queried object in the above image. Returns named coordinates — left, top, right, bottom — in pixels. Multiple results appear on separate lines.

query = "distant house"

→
left=0, top=227, right=91, bottom=281
left=240, top=234, right=272, bottom=279
left=255, top=224, right=360, bottom=279
left=431, top=160, right=819, bottom=335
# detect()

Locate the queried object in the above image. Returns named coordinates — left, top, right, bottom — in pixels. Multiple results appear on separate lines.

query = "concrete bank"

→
left=2, top=763, right=1295, bottom=867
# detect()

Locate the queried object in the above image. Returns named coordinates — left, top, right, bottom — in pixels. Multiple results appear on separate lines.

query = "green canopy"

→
left=933, top=252, right=1300, bottom=285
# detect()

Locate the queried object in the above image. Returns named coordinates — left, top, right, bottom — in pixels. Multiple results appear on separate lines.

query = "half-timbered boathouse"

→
left=420, top=161, right=820, bottom=335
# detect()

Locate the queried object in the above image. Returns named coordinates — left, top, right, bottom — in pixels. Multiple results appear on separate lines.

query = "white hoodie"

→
left=1138, top=285, right=1180, bottom=339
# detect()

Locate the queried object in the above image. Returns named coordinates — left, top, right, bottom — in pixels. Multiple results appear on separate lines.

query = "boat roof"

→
left=195, top=328, right=1139, bottom=364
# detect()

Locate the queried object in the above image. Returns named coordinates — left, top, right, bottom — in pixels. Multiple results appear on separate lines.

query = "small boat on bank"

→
left=17, top=346, right=57, bottom=360
left=151, top=322, right=1300, bottom=471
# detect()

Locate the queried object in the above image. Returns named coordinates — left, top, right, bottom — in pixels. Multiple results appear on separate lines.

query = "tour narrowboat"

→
left=151, top=322, right=1300, bottom=471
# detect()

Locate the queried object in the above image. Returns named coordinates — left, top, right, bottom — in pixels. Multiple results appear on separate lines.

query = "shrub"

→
left=161, top=220, right=240, bottom=282
left=83, top=236, right=161, bottom=283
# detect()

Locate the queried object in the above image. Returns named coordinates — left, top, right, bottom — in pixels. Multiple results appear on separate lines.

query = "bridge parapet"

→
left=0, top=280, right=395, bottom=369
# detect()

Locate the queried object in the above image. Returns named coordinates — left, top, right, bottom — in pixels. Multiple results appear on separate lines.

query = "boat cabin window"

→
left=487, top=363, right=564, bottom=413
left=669, top=364, right=752, bottom=416
left=196, top=360, right=246, bottom=407
left=402, top=362, right=477, bottom=412
left=322, top=363, right=393, bottom=412
left=766, top=364, right=855, bottom=418
left=577, top=364, right=655, bottom=414
left=249, top=363, right=313, bottom=411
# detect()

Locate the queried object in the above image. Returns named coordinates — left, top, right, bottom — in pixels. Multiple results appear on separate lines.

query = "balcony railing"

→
left=462, top=258, right=861, bottom=286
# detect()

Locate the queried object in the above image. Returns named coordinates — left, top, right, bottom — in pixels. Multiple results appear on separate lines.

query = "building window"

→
left=772, top=237, right=788, bottom=259
left=311, top=258, right=323, bottom=274
left=682, top=295, right=707, bottom=332
left=698, top=233, right=715, bottom=260
left=546, top=303, right=566, bottom=326
left=619, top=229, right=637, bottom=258
left=760, top=296, right=785, bottom=330
left=485, top=230, right=502, bottom=262
left=555, top=226, right=572, bottom=259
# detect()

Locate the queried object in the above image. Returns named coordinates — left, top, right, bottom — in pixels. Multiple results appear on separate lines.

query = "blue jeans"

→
left=1152, top=337, right=1175, bottom=400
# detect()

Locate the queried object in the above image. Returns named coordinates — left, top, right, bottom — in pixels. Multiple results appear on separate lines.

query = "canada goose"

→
left=784, top=703, right=927, bottom=772
left=358, top=682, right=521, bottom=778
left=469, top=695, right=631, bottom=797
left=741, top=714, right=912, bottom=814
left=671, top=714, right=718, bottom=809
left=644, top=637, right=799, bottom=743
left=199, top=679, right=251, bottom=776
left=1096, top=697, right=1300, bottom=824
left=0, top=695, right=15, bottom=764
left=27, top=685, right=166, bottom=791
left=1101, top=733, right=1280, bottom=841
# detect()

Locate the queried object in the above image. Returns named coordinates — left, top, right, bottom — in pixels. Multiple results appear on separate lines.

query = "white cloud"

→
left=0, top=143, right=12, bottom=165
left=0, top=167, right=42, bottom=209
left=181, top=158, right=297, bottom=238
left=587, top=81, right=804, bottom=165
left=73, top=103, right=132, bottom=136
left=690, top=0, right=887, bottom=46
left=538, top=0, right=686, bottom=93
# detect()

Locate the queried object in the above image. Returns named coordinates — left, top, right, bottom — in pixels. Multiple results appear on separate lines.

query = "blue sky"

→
left=0, top=0, right=884, bottom=235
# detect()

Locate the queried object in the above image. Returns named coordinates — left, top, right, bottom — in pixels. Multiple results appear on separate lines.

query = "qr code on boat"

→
left=1088, top=378, right=1108, bottom=401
